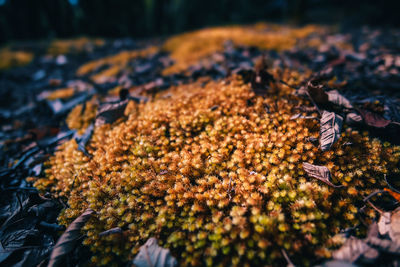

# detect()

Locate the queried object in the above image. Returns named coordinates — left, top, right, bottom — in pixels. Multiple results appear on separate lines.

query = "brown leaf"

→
left=332, top=237, right=379, bottom=263
left=326, top=90, right=353, bottom=109
left=378, top=212, right=391, bottom=236
left=302, top=162, right=343, bottom=188
left=358, top=109, right=391, bottom=128
left=307, top=81, right=328, bottom=104
left=320, top=111, right=343, bottom=151
left=47, top=208, right=95, bottom=267
left=389, top=208, right=400, bottom=243
left=95, top=99, right=129, bottom=126
left=132, top=237, right=177, bottom=267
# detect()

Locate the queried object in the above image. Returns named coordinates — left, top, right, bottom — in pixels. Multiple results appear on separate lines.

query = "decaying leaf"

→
left=302, top=162, right=343, bottom=188
left=132, top=237, right=177, bottom=267
left=320, top=111, right=343, bottom=151
left=389, top=208, right=400, bottom=243
left=99, top=227, right=122, bottom=237
left=332, top=236, right=379, bottom=263
left=326, top=90, right=353, bottom=109
left=358, top=109, right=391, bottom=128
left=290, top=114, right=318, bottom=120
left=47, top=208, right=94, bottom=267
left=95, top=99, right=129, bottom=126
left=75, top=124, right=94, bottom=155
left=345, top=112, right=363, bottom=125
left=367, top=237, right=400, bottom=254
left=307, top=81, right=328, bottom=104
left=378, top=212, right=391, bottom=236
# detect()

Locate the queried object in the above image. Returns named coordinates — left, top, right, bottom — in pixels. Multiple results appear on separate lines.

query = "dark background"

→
left=0, top=0, right=399, bottom=44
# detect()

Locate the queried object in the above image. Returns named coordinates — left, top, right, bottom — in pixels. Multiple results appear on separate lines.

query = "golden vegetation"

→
left=76, top=46, right=158, bottom=83
left=47, top=37, right=105, bottom=55
left=162, top=23, right=325, bottom=74
left=0, top=47, right=33, bottom=70
left=35, top=69, right=400, bottom=266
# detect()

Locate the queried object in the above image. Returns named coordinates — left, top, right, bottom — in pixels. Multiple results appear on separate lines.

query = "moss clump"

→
left=0, top=47, right=33, bottom=70
left=35, top=68, right=400, bottom=266
left=162, top=23, right=326, bottom=75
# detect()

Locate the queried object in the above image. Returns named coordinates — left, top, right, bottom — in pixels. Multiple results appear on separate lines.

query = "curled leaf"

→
left=320, top=111, right=343, bottom=151
left=48, top=208, right=94, bottom=267
left=99, top=227, right=122, bottom=237
left=133, top=237, right=177, bottom=267
left=302, top=162, right=343, bottom=188
left=346, top=112, right=363, bottom=125
left=389, top=208, right=400, bottom=243
left=95, top=99, right=128, bottom=126
left=326, top=90, right=353, bottom=109
left=358, top=109, right=391, bottom=128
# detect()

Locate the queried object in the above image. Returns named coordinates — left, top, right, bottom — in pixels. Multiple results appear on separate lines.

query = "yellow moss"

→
left=35, top=70, right=400, bottom=266
left=46, top=87, right=75, bottom=100
left=162, top=24, right=326, bottom=74
left=47, top=37, right=105, bottom=55
left=0, top=48, right=33, bottom=70
left=76, top=46, right=158, bottom=78
left=66, top=97, right=98, bottom=134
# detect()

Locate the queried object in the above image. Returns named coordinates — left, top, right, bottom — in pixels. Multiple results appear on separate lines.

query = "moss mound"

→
left=35, top=69, right=400, bottom=266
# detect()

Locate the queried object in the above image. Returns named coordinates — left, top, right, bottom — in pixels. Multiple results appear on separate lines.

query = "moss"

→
left=35, top=68, right=400, bottom=266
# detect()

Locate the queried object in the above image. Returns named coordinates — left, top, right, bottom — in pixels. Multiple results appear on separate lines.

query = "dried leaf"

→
left=47, top=208, right=94, bottom=267
left=290, top=114, right=318, bottom=120
left=320, top=111, right=343, bottom=151
left=378, top=212, right=391, bottom=236
left=75, top=124, right=94, bottom=155
left=346, top=112, right=363, bottom=125
left=133, top=237, right=177, bottom=267
left=367, top=237, right=400, bottom=254
left=332, top=237, right=378, bottom=263
left=307, top=81, right=328, bottom=104
left=302, top=162, right=343, bottom=188
left=358, top=109, right=391, bottom=128
left=326, top=90, right=353, bottom=109
left=389, top=208, right=400, bottom=243
left=95, top=99, right=128, bottom=126
left=384, top=188, right=400, bottom=202
left=99, top=227, right=122, bottom=237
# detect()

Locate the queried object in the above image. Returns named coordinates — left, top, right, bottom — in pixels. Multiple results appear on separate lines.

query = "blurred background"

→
left=0, top=0, right=399, bottom=44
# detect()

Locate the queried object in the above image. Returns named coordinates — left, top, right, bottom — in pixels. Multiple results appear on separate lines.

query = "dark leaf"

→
left=326, top=90, right=353, bottom=109
left=99, top=227, right=122, bottom=237
left=132, top=237, right=177, bottom=267
left=358, top=109, right=391, bottom=128
left=48, top=208, right=94, bottom=267
left=95, top=99, right=129, bottom=126
left=332, top=237, right=379, bottom=263
left=320, top=111, right=343, bottom=151
left=75, top=124, right=94, bottom=155
left=302, top=162, right=343, bottom=188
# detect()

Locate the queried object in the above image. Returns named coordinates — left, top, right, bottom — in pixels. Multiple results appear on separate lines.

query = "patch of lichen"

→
left=76, top=46, right=159, bottom=82
left=35, top=68, right=400, bottom=266
left=0, top=47, right=34, bottom=70
left=47, top=37, right=105, bottom=55
left=162, top=23, right=327, bottom=75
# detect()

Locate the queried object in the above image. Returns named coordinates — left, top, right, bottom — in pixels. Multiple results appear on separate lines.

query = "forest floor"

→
left=1, top=24, right=400, bottom=267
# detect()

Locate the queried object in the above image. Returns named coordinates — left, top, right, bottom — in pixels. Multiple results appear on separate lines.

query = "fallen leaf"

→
left=384, top=188, right=400, bottom=202
left=132, top=237, right=177, bottom=267
left=367, top=237, right=400, bottom=254
left=307, top=81, right=328, bottom=104
left=95, top=99, right=129, bottom=126
left=320, top=111, right=343, bottom=151
left=326, top=90, right=353, bottom=109
left=377, top=212, right=391, bottom=236
left=332, top=236, right=379, bottom=263
left=358, top=109, right=391, bottom=128
left=302, top=162, right=343, bottom=188
left=99, top=227, right=122, bottom=237
left=47, top=208, right=95, bottom=267
left=389, top=208, right=400, bottom=243
left=345, top=112, right=363, bottom=125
